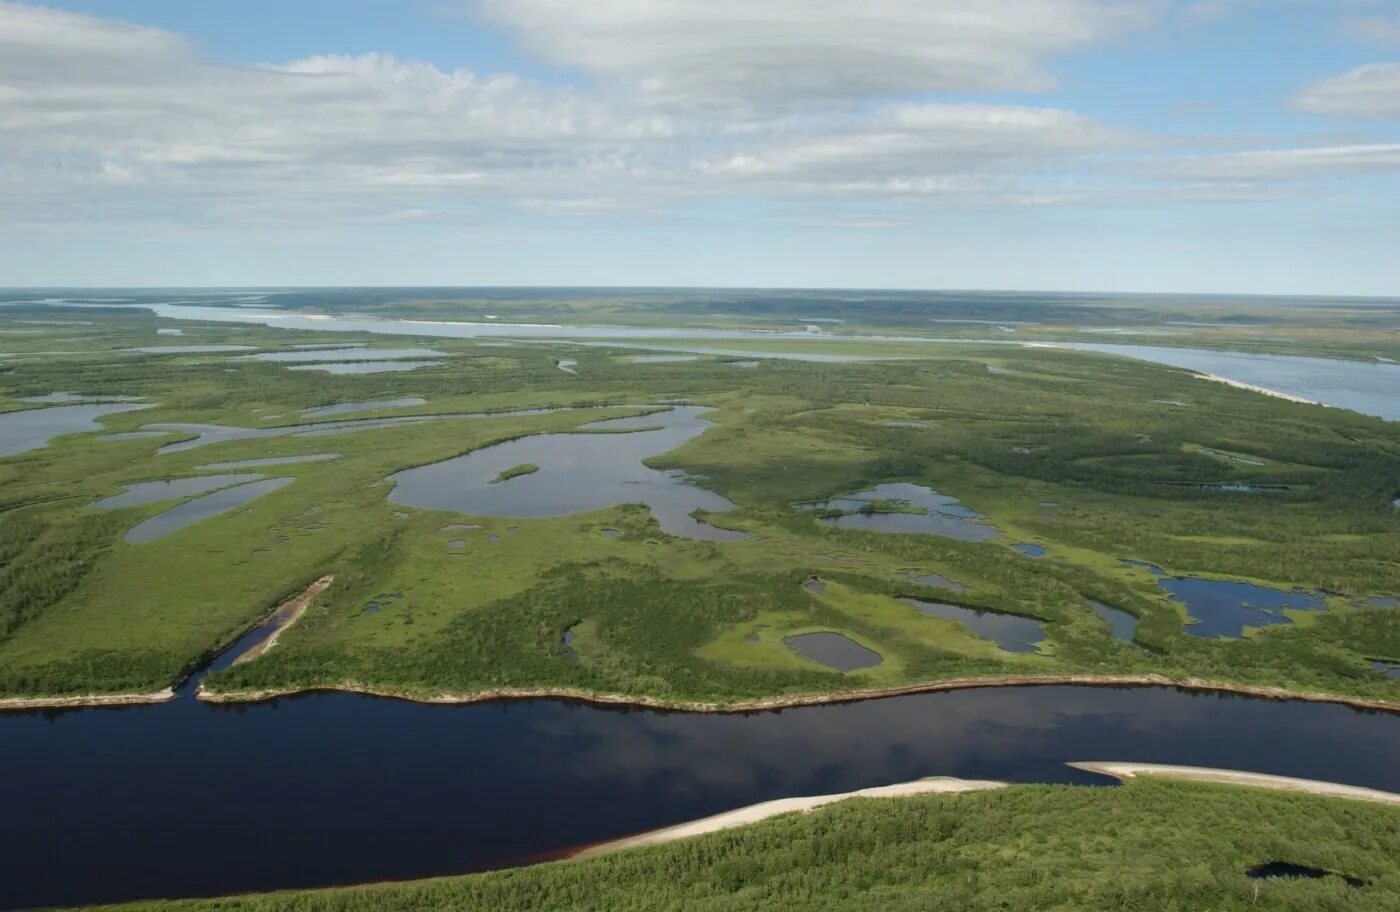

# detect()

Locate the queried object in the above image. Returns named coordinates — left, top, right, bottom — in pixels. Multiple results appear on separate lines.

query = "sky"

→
left=1, top=0, right=1398, bottom=294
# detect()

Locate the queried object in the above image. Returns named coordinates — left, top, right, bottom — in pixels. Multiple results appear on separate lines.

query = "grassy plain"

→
left=0, top=302, right=1398, bottom=706
left=91, top=778, right=1400, bottom=911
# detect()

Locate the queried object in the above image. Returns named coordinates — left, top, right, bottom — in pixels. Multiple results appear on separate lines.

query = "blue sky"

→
left=1, top=0, right=1398, bottom=294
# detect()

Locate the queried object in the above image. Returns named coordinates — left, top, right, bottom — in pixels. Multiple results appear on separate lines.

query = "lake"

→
left=387, top=406, right=747, bottom=541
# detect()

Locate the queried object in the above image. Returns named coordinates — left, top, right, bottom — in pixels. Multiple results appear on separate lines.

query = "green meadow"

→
left=1, top=304, right=1398, bottom=707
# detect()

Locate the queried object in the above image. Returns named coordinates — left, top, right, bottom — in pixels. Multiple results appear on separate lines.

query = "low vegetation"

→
left=0, top=304, right=1397, bottom=709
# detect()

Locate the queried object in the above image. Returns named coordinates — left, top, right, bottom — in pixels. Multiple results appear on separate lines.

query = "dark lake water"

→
left=124, top=477, right=294, bottom=543
left=798, top=483, right=1000, bottom=542
left=0, top=402, right=151, bottom=457
left=1088, top=600, right=1139, bottom=643
left=4, top=680, right=1400, bottom=910
left=287, top=360, right=444, bottom=373
left=300, top=397, right=427, bottom=418
left=91, top=473, right=263, bottom=508
left=387, top=406, right=747, bottom=541
left=1122, top=559, right=1326, bottom=638
left=783, top=632, right=883, bottom=670
left=901, top=598, right=1045, bottom=653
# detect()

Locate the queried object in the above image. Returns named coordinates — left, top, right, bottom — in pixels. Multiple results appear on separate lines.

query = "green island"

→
left=96, top=779, right=1400, bottom=911
left=490, top=463, right=540, bottom=484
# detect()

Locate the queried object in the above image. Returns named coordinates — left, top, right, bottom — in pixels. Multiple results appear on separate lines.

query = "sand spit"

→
left=573, top=776, right=1008, bottom=859
left=0, top=687, right=176, bottom=712
left=1191, top=371, right=1318, bottom=407
left=1070, top=762, right=1400, bottom=806
left=229, top=575, right=335, bottom=666
left=194, top=673, right=1400, bottom=714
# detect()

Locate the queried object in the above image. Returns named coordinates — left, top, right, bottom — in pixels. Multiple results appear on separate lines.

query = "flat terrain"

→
left=1, top=295, right=1398, bottom=710
left=89, top=778, right=1400, bottom=911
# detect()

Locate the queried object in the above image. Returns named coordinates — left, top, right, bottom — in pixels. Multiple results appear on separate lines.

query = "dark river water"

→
left=3, top=679, right=1400, bottom=910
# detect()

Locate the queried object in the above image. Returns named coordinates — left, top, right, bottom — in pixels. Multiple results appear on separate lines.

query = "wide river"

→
left=61, top=299, right=1400, bottom=420
left=3, top=675, right=1400, bottom=909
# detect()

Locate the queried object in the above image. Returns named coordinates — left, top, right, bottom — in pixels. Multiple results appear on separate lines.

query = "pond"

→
left=300, top=397, right=427, bottom=418
left=1012, top=543, right=1047, bottom=558
left=1088, top=600, right=1138, bottom=643
left=1371, top=659, right=1400, bottom=680
left=123, top=477, right=294, bottom=543
left=287, top=360, right=444, bottom=374
left=91, top=474, right=263, bottom=509
left=386, top=406, right=747, bottom=542
left=783, top=632, right=883, bottom=670
left=4, top=681, right=1400, bottom=910
left=900, top=598, right=1045, bottom=653
left=250, top=348, right=447, bottom=363
left=797, top=483, right=1000, bottom=542
left=903, top=571, right=968, bottom=590
left=1122, top=562, right=1326, bottom=638
left=148, top=406, right=573, bottom=454
left=129, top=344, right=258, bottom=354
left=626, top=354, right=699, bottom=363
left=0, top=402, right=151, bottom=457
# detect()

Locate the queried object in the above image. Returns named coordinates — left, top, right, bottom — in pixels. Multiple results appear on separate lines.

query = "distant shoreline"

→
left=192, top=673, right=1400, bottom=715
left=1191, top=370, right=1319, bottom=406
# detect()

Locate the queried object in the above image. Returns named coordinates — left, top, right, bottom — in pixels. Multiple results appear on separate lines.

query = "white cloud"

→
left=1295, top=62, right=1400, bottom=117
left=474, top=0, right=1155, bottom=103
left=1159, top=144, right=1400, bottom=180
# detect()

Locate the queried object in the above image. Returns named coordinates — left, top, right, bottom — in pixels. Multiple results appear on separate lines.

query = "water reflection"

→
left=4, top=684, right=1400, bottom=909
left=124, top=478, right=294, bottom=543
left=798, top=483, right=999, bottom=542
left=901, top=598, right=1045, bottom=653
left=783, top=632, right=883, bottom=670
left=0, top=402, right=151, bottom=457
left=387, top=406, right=747, bottom=542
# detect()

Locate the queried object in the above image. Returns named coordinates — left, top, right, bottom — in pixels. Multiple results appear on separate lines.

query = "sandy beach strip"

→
left=1069, top=762, right=1400, bottom=806
left=0, top=687, right=176, bottom=712
left=1191, top=371, right=1318, bottom=406
left=572, top=776, right=1008, bottom=859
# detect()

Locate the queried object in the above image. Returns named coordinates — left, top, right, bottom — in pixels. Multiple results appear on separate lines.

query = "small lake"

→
left=301, top=398, right=427, bottom=418
left=1122, top=561, right=1326, bottom=638
left=124, top=478, right=294, bottom=543
left=1013, top=543, right=1047, bottom=558
left=129, top=344, right=258, bottom=354
left=903, top=571, right=968, bottom=590
left=1088, top=600, right=1138, bottom=643
left=91, top=474, right=263, bottom=509
left=1371, top=660, right=1400, bottom=680
left=287, top=361, right=444, bottom=373
left=783, top=632, right=883, bottom=671
left=798, top=483, right=1000, bottom=542
left=900, top=598, right=1045, bottom=653
left=625, top=354, right=699, bottom=363
left=4, top=681, right=1400, bottom=910
left=0, top=402, right=151, bottom=457
left=148, top=407, right=571, bottom=454
left=250, top=348, right=447, bottom=363
left=387, top=406, right=747, bottom=542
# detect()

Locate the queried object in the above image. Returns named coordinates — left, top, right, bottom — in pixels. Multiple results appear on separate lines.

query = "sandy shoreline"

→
left=194, top=673, right=1400, bottom=714
left=1191, top=371, right=1318, bottom=406
left=573, top=776, right=1008, bottom=858
left=0, top=577, right=334, bottom=713
left=1070, top=762, right=1400, bottom=806
left=229, top=575, right=334, bottom=666
left=0, top=687, right=176, bottom=711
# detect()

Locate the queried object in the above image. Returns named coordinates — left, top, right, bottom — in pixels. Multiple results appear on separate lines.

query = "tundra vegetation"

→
left=0, top=299, right=1397, bottom=709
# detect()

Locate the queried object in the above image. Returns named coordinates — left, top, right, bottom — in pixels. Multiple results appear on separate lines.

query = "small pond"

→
left=0, top=402, right=151, bottom=457
left=1122, top=561, right=1326, bottom=638
left=124, top=478, right=294, bottom=543
left=130, top=344, right=258, bottom=354
left=1368, top=597, right=1399, bottom=608
left=250, top=348, right=447, bottom=363
left=1245, top=862, right=1364, bottom=888
left=1370, top=659, right=1400, bottom=680
left=900, top=598, right=1045, bottom=653
left=1013, top=543, right=1047, bottom=558
left=91, top=474, right=263, bottom=509
left=626, top=354, right=699, bottom=363
left=386, top=406, right=747, bottom=542
left=783, top=632, right=883, bottom=671
left=903, top=571, right=968, bottom=591
left=797, top=483, right=999, bottom=542
left=1088, top=600, right=1138, bottom=643
left=287, top=361, right=443, bottom=374
left=301, top=398, right=427, bottom=418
